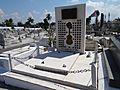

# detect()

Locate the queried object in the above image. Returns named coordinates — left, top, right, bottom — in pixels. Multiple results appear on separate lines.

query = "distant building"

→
left=111, top=19, right=120, bottom=32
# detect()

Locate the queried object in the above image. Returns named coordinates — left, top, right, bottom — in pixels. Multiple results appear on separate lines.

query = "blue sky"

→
left=0, top=0, right=120, bottom=24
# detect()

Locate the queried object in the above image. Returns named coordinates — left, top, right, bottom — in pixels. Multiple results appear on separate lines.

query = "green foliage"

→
left=27, top=17, right=34, bottom=23
left=40, top=13, right=55, bottom=47
left=39, top=14, right=51, bottom=31
left=24, top=17, right=34, bottom=28
left=17, top=22, right=24, bottom=27
left=4, top=18, right=14, bottom=27
left=50, top=22, right=55, bottom=26
left=35, top=22, right=44, bottom=28
left=46, top=14, right=52, bottom=21
left=43, top=18, right=49, bottom=31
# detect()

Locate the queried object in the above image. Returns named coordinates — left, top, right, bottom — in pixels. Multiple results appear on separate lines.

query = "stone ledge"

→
left=103, top=49, right=120, bottom=88
left=35, top=65, right=68, bottom=75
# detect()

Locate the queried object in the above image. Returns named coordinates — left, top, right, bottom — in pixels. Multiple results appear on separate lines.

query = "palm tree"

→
left=24, top=21, right=30, bottom=28
left=24, top=17, right=34, bottom=28
left=4, top=18, right=14, bottom=27
left=50, top=22, right=56, bottom=32
left=5, top=19, right=9, bottom=26
left=9, top=18, right=13, bottom=25
left=43, top=18, right=49, bottom=31
left=27, top=17, right=34, bottom=24
left=17, top=21, right=24, bottom=27
left=46, top=14, right=52, bottom=21
left=40, top=14, right=55, bottom=47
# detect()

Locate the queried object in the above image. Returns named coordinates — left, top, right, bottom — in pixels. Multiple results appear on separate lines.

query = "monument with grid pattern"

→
left=55, top=4, right=86, bottom=53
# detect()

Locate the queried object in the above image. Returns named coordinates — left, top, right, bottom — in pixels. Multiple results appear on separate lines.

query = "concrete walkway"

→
left=0, top=82, right=27, bottom=90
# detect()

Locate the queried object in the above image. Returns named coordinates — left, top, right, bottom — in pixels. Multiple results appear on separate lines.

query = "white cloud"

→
left=10, top=12, right=20, bottom=19
left=66, top=0, right=120, bottom=21
left=32, top=10, right=40, bottom=15
left=67, top=0, right=80, bottom=4
left=28, top=12, right=33, bottom=18
left=90, top=0, right=119, bottom=2
left=107, top=0, right=118, bottom=2
left=0, top=8, right=5, bottom=16
left=27, top=10, right=41, bottom=22
left=86, top=0, right=105, bottom=16
left=27, top=10, right=55, bottom=22
left=86, top=0, right=120, bottom=20
left=41, top=9, right=55, bottom=22
left=70, top=0, right=80, bottom=3
left=1, top=12, right=21, bottom=23
left=51, top=11, right=55, bottom=22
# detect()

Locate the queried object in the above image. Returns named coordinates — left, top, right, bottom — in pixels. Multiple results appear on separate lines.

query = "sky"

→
left=0, top=0, right=120, bottom=24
